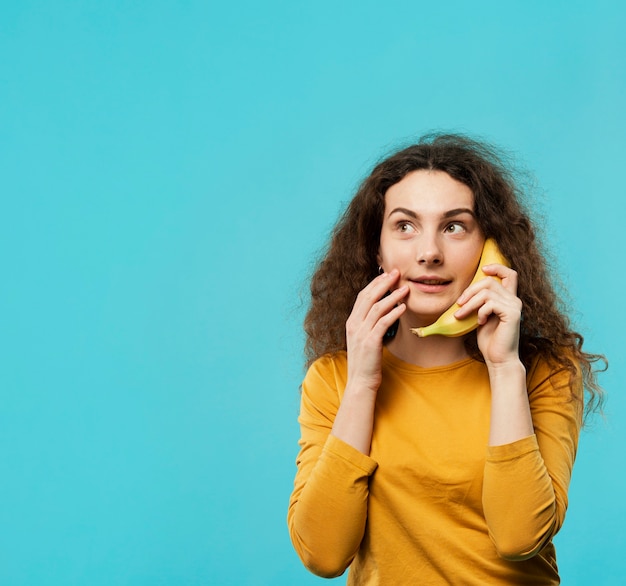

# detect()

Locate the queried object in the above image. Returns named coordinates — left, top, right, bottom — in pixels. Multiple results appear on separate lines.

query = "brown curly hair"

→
left=304, top=132, right=605, bottom=416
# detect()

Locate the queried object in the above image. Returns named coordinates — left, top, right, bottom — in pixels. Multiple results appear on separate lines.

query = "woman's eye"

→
left=398, top=222, right=414, bottom=233
left=445, top=222, right=465, bottom=234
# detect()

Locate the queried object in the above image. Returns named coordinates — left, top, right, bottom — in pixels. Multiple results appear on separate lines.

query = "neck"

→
left=386, top=320, right=470, bottom=367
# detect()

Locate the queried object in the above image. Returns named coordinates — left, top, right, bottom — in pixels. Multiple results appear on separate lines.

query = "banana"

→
left=410, top=238, right=510, bottom=338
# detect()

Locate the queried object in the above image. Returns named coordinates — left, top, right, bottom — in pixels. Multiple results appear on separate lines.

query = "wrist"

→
left=333, top=380, right=378, bottom=455
left=343, top=378, right=380, bottom=400
left=487, top=359, right=533, bottom=446
left=485, top=358, right=526, bottom=379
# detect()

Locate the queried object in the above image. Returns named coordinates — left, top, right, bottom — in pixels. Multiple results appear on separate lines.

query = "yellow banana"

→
left=410, top=238, right=510, bottom=338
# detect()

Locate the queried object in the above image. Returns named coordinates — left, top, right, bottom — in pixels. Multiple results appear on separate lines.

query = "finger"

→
left=371, top=300, right=407, bottom=336
left=359, top=269, right=401, bottom=298
left=366, top=284, right=409, bottom=321
left=457, top=269, right=517, bottom=306
left=351, top=270, right=401, bottom=320
left=481, top=264, right=518, bottom=292
left=454, top=288, right=489, bottom=319
left=476, top=301, right=496, bottom=325
left=460, top=293, right=522, bottom=325
left=454, top=287, right=508, bottom=320
left=346, top=299, right=407, bottom=354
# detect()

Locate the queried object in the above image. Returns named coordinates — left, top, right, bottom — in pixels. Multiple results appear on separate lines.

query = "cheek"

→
left=378, top=232, right=420, bottom=274
left=379, top=239, right=406, bottom=263
left=458, top=249, right=483, bottom=283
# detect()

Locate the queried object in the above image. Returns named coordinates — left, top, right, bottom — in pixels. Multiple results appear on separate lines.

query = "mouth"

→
left=412, top=278, right=452, bottom=285
left=409, top=277, right=452, bottom=293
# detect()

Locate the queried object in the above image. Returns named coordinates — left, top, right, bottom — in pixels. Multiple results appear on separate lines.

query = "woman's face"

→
left=378, top=170, right=485, bottom=328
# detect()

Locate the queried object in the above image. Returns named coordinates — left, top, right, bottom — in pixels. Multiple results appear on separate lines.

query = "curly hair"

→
left=303, top=132, right=605, bottom=416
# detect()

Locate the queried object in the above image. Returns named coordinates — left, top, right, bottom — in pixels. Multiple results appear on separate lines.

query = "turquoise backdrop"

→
left=1, top=1, right=623, bottom=584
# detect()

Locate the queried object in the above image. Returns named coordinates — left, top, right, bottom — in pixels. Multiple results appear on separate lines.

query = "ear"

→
left=376, top=250, right=382, bottom=270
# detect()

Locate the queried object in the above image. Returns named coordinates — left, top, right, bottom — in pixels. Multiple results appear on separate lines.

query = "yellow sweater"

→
left=288, top=347, right=582, bottom=585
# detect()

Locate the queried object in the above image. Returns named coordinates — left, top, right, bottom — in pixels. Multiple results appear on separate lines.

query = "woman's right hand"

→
left=345, top=269, right=408, bottom=394
left=332, top=270, right=407, bottom=454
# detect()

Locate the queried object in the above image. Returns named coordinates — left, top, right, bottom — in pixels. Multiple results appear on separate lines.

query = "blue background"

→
left=1, top=1, right=624, bottom=584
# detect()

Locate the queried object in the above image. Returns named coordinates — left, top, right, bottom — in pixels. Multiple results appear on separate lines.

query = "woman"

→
left=287, top=133, right=605, bottom=584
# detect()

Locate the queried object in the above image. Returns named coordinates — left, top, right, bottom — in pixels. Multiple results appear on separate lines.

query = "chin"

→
left=402, top=308, right=443, bottom=328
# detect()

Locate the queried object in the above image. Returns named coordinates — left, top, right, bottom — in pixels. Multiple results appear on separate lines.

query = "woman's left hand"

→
left=454, top=264, right=523, bottom=367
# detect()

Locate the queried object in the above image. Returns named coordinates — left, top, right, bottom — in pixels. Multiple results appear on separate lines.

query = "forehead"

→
left=384, top=170, right=474, bottom=213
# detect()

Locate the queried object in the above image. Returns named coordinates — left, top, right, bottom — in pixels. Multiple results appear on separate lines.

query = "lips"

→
left=414, top=278, right=451, bottom=285
left=409, top=276, right=452, bottom=293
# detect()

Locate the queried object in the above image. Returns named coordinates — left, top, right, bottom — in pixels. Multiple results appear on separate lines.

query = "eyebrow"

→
left=387, top=207, right=476, bottom=219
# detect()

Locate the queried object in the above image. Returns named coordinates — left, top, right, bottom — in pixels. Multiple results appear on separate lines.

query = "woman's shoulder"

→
left=306, top=351, right=348, bottom=379
left=303, top=352, right=348, bottom=390
left=301, top=352, right=348, bottom=405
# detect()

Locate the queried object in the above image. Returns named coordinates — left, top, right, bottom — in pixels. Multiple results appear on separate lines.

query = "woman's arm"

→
left=482, top=361, right=582, bottom=560
left=287, top=355, right=377, bottom=577
left=486, top=360, right=533, bottom=446
left=288, top=270, right=407, bottom=576
left=456, top=264, right=582, bottom=559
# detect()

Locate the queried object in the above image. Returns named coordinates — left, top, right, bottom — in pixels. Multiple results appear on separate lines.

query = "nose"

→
left=417, top=236, right=443, bottom=265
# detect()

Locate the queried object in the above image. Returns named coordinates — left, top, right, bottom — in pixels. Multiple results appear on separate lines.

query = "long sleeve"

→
left=482, top=358, right=583, bottom=560
left=287, top=354, right=378, bottom=578
left=289, top=349, right=576, bottom=584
